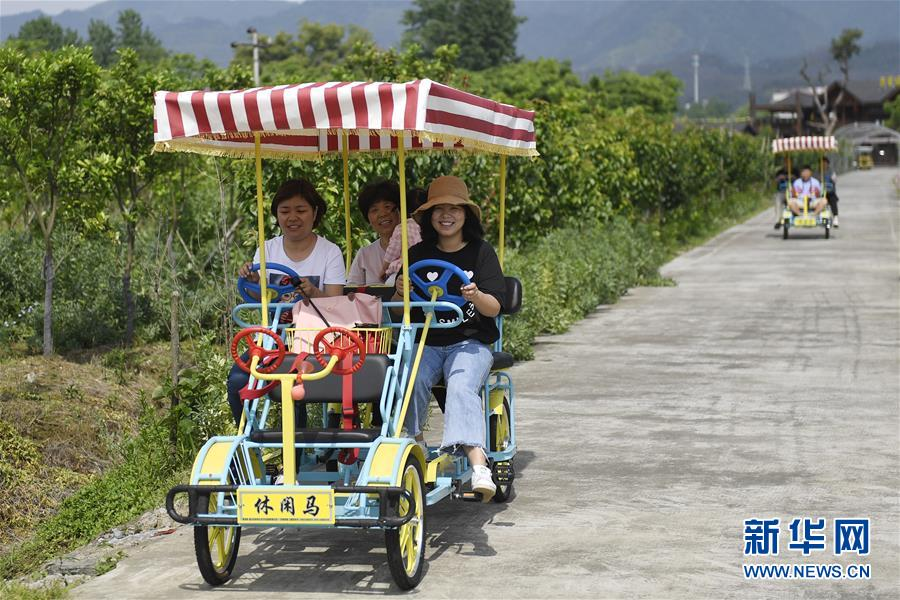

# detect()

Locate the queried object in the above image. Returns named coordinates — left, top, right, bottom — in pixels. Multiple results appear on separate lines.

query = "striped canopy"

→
left=153, top=79, right=537, bottom=159
left=771, top=136, right=837, bottom=154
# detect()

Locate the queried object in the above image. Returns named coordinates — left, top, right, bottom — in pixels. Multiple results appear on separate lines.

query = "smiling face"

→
left=367, top=198, right=400, bottom=240
left=430, top=203, right=466, bottom=240
left=276, top=195, right=317, bottom=241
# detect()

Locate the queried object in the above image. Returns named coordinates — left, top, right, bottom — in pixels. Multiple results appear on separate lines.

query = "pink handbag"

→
left=291, top=293, right=383, bottom=353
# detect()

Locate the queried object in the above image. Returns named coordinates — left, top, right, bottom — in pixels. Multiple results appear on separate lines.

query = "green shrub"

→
left=0, top=402, right=181, bottom=579
left=502, top=217, right=663, bottom=360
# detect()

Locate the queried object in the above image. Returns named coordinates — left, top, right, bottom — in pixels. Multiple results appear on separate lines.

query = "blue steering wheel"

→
left=237, top=262, right=301, bottom=303
left=407, top=259, right=471, bottom=307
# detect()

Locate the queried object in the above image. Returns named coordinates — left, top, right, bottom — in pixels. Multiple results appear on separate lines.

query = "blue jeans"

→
left=404, top=339, right=492, bottom=453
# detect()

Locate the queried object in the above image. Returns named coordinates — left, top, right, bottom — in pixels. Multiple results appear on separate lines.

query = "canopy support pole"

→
left=498, top=154, right=507, bottom=268
left=254, top=132, right=269, bottom=327
left=341, top=131, right=352, bottom=275
left=397, top=132, right=410, bottom=326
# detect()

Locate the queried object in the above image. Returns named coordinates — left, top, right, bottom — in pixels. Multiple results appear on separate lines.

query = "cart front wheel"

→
left=385, top=455, right=426, bottom=589
left=782, top=223, right=789, bottom=240
left=825, top=225, right=830, bottom=239
left=194, top=491, right=241, bottom=586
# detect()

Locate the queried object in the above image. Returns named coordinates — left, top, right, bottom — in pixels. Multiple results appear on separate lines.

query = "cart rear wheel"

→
left=490, top=398, right=514, bottom=503
left=782, top=224, right=789, bottom=239
left=825, top=225, right=830, bottom=239
left=194, top=491, right=241, bottom=586
left=385, top=455, right=426, bottom=590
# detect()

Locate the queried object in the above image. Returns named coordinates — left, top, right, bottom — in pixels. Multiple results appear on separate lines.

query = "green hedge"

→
left=503, top=217, right=662, bottom=359
left=0, top=405, right=181, bottom=579
left=501, top=188, right=769, bottom=360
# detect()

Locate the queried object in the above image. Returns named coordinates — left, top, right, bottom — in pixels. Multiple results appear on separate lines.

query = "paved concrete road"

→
left=75, top=169, right=899, bottom=599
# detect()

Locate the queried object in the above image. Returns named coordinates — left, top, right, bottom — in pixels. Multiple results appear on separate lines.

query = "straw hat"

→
left=412, top=176, right=482, bottom=222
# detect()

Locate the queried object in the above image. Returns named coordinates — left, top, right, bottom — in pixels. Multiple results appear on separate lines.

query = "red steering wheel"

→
left=313, top=327, right=366, bottom=375
left=230, top=326, right=286, bottom=374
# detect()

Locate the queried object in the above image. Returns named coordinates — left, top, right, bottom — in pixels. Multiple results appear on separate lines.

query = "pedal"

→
left=492, top=460, right=514, bottom=485
left=450, top=478, right=485, bottom=502
left=451, top=490, right=485, bottom=502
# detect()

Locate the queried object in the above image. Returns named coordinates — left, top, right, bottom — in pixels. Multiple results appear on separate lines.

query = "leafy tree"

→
left=333, top=41, right=459, bottom=84
left=92, top=49, right=176, bottom=345
left=88, top=19, right=117, bottom=67
left=297, top=21, right=372, bottom=68
left=589, top=70, right=683, bottom=116
left=115, top=9, right=167, bottom=64
left=9, top=16, right=81, bottom=53
left=232, top=22, right=374, bottom=83
left=800, top=28, right=863, bottom=135
left=0, top=46, right=102, bottom=355
left=885, top=93, right=900, bottom=131
left=402, top=0, right=523, bottom=70
left=466, top=58, right=587, bottom=105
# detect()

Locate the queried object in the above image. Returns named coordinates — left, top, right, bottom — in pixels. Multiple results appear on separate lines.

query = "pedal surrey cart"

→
left=157, top=79, right=536, bottom=589
left=772, top=136, right=836, bottom=239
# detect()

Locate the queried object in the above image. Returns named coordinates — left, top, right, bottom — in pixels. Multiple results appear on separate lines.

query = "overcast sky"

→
left=2, top=0, right=310, bottom=17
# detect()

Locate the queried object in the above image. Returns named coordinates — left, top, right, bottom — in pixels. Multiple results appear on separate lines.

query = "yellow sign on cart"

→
left=237, top=487, right=335, bottom=525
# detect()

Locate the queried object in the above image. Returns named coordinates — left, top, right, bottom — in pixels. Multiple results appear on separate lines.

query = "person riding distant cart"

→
left=789, top=165, right=827, bottom=216
left=823, top=156, right=839, bottom=228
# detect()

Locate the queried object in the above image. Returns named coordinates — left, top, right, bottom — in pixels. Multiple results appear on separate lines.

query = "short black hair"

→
left=357, top=180, right=400, bottom=220
left=418, top=205, right=484, bottom=244
left=407, top=187, right=428, bottom=216
left=801, top=164, right=813, bottom=171
left=271, top=179, right=326, bottom=227
left=823, top=156, right=831, bottom=164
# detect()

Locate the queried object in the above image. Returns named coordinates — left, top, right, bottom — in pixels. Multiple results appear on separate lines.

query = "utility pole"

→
left=231, top=27, right=267, bottom=86
left=692, top=54, right=700, bottom=104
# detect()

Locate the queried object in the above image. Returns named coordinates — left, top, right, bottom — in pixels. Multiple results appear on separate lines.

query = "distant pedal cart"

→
left=858, top=152, right=874, bottom=170
left=155, top=79, right=534, bottom=589
left=772, top=136, right=835, bottom=239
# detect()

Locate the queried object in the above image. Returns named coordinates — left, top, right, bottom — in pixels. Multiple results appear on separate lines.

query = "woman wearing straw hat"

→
left=393, top=175, right=506, bottom=501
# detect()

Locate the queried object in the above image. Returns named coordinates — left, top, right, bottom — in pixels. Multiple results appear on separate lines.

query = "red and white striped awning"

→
left=153, top=79, right=537, bottom=159
left=771, top=136, right=837, bottom=154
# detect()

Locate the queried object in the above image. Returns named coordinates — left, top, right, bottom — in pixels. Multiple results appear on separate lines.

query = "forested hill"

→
left=3, top=0, right=897, bottom=67
left=2, top=0, right=897, bottom=107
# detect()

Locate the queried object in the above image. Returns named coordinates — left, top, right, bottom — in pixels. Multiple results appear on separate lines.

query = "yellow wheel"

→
left=490, top=397, right=515, bottom=502
left=385, top=455, right=425, bottom=589
left=193, top=454, right=250, bottom=586
left=194, top=489, right=241, bottom=585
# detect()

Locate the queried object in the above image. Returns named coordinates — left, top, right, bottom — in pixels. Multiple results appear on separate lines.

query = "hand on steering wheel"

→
left=230, top=326, right=286, bottom=374
left=237, top=262, right=301, bottom=303
left=407, top=259, right=471, bottom=306
left=313, top=327, right=366, bottom=375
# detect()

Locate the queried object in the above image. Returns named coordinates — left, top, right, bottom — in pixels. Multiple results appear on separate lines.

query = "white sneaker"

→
left=471, top=465, right=496, bottom=502
left=833, top=216, right=839, bottom=227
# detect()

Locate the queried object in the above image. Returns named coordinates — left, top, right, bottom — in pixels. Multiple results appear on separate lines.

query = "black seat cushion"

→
left=249, top=428, right=381, bottom=444
left=269, top=353, right=390, bottom=404
left=502, top=277, right=522, bottom=315
left=491, top=351, right=514, bottom=370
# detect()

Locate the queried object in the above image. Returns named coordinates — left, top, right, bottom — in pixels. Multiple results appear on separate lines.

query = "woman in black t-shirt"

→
left=393, top=176, right=505, bottom=501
